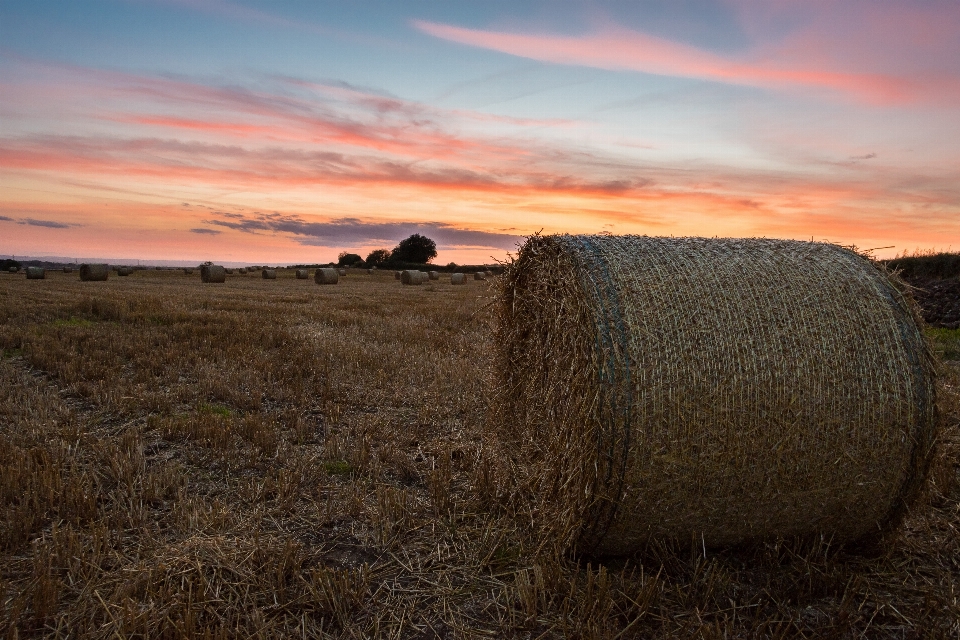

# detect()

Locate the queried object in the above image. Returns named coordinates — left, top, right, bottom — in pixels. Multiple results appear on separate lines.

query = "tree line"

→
left=337, top=234, right=437, bottom=268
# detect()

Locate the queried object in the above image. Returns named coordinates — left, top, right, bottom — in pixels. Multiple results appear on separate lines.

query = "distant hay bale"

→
left=25, top=266, right=45, bottom=279
left=338, top=268, right=347, bottom=276
left=225, top=268, right=234, bottom=274
left=395, top=271, right=402, bottom=279
left=315, top=268, right=339, bottom=285
left=79, top=263, right=109, bottom=281
left=401, top=270, right=426, bottom=285
left=8, top=266, right=19, bottom=273
left=450, top=273, right=465, bottom=285
left=183, top=268, right=194, bottom=275
left=117, top=266, right=134, bottom=276
left=495, top=234, right=938, bottom=556
left=262, top=269, right=277, bottom=280
left=62, top=267, right=73, bottom=274
left=200, top=264, right=226, bottom=283
left=474, top=272, right=486, bottom=281
left=428, top=271, right=440, bottom=280
left=367, top=268, right=374, bottom=274
left=485, top=270, right=493, bottom=277
left=296, top=269, right=308, bottom=279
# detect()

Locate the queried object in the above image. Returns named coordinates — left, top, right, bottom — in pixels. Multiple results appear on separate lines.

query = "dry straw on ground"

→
left=200, top=265, right=226, bottom=283
left=262, top=269, right=277, bottom=280
left=78, top=264, right=108, bottom=282
left=24, top=268, right=45, bottom=280
left=314, top=268, right=339, bottom=285
left=495, top=234, right=938, bottom=557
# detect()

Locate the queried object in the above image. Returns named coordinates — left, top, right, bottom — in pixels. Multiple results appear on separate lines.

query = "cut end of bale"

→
left=295, top=269, right=308, bottom=279
left=262, top=269, right=277, bottom=280
left=401, top=270, right=426, bottom=285
left=25, top=266, right=46, bottom=280
left=450, top=273, right=465, bottom=285
left=201, top=265, right=226, bottom=283
left=79, top=263, right=109, bottom=281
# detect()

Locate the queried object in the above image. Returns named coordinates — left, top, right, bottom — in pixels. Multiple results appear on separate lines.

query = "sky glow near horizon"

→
left=1, top=0, right=959, bottom=264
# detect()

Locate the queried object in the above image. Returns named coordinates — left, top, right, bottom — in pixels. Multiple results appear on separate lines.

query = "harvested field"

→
left=1, top=267, right=959, bottom=638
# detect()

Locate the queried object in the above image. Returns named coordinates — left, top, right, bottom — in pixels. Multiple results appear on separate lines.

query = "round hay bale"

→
left=295, top=269, right=309, bottom=279
left=225, top=268, right=234, bottom=274
left=62, top=267, right=74, bottom=274
left=262, top=269, right=277, bottom=280
left=428, top=271, right=440, bottom=280
left=314, top=268, right=339, bottom=285
left=182, top=268, right=193, bottom=275
left=401, top=269, right=426, bottom=285
left=485, top=270, right=493, bottom=277
left=8, top=266, right=19, bottom=273
left=474, top=271, right=486, bottom=281
left=25, top=266, right=46, bottom=279
left=367, top=268, right=374, bottom=274
left=395, top=270, right=402, bottom=280
left=495, top=234, right=937, bottom=556
left=79, top=263, right=109, bottom=281
left=117, top=266, right=134, bottom=276
left=338, top=268, right=347, bottom=276
left=450, top=272, right=466, bottom=285
left=200, top=264, right=226, bottom=283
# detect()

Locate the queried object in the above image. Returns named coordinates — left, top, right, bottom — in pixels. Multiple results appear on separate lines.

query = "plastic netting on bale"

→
left=494, top=234, right=938, bottom=556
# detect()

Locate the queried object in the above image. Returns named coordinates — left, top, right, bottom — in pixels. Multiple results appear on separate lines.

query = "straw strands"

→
left=494, top=234, right=938, bottom=556
left=79, top=264, right=109, bottom=281
left=25, top=267, right=45, bottom=280
left=314, top=268, right=339, bottom=285
left=200, top=265, right=226, bottom=283
left=262, top=269, right=277, bottom=280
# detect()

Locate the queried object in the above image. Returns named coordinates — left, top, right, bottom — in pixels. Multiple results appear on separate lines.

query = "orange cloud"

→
left=412, top=20, right=959, bottom=106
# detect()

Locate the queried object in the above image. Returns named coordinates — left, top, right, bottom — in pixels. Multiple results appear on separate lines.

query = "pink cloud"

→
left=412, top=19, right=960, bottom=106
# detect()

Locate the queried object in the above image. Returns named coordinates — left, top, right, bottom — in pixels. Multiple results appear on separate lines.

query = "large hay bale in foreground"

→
left=314, top=268, right=339, bottom=285
left=200, top=265, right=226, bottom=283
left=450, top=273, right=465, bottom=285
left=262, top=269, right=276, bottom=280
left=79, top=264, right=109, bottom=281
left=401, top=270, right=425, bottom=285
left=25, top=266, right=45, bottom=279
left=295, top=269, right=308, bottom=279
left=495, top=234, right=937, bottom=556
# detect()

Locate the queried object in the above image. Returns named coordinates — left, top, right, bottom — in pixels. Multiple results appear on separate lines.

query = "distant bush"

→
left=883, top=252, right=960, bottom=281
left=390, top=234, right=437, bottom=264
left=337, top=252, right=363, bottom=266
left=365, top=249, right=391, bottom=267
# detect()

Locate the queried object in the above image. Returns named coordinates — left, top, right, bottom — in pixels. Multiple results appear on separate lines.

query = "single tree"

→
left=337, top=252, right=363, bottom=266
left=391, top=234, right=437, bottom=264
left=365, top=249, right=392, bottom=267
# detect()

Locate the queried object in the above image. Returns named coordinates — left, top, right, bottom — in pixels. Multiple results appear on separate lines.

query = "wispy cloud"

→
left=0, top=215, right=14, bottom=222
left=19, top=218, right=74, bottom=228
left=189, top=227, right=221, bottom=235
left=412, top=19, right=960, bottom=106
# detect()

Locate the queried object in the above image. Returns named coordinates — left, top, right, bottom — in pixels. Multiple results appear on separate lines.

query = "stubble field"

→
left=1, top=268, right=959, bottom=638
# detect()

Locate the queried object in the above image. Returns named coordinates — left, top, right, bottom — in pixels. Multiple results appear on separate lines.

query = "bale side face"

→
left=25, top=267, right=45, bottom=279
left=450, top=273, right=466, bottom=285
left=428, top=271, right=440, bottom=280
left=295, top=269, right=308, bottom=279
left=338, top=268, right=347, bottom=276
left=314, top=268, right=339, bottom=285
left=401, top=270, right=424, bottom=285
left=262, top=269, right=277, bottom=280
left=117, top=267, right=132, bottom=276
left=79, top=264, right=109, bottom=281
left=495, top=235, right=937, bottom=556
left=474, top=272, right=486, bottom=281
left=200, top=265, right=226, bottom=283
left=62, top=267, right=73, bottom=273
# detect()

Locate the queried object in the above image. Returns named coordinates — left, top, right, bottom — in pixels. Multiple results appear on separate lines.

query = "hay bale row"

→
left=450, top=273, right=465, bottom=285
left=495, top=234, right=937, bottom=556
left=200, top=264, right=226, bottom=283
left=262, top=269, right=277, bottom=280
left=315, top=268, right=339, bottom=285
left=25, top=266, right=45, bottom=280
left=79, top=264, right=109, bottom=281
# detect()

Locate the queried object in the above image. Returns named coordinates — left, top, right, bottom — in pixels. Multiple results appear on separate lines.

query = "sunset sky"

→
left=2, top=1, right=959, bottom=265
